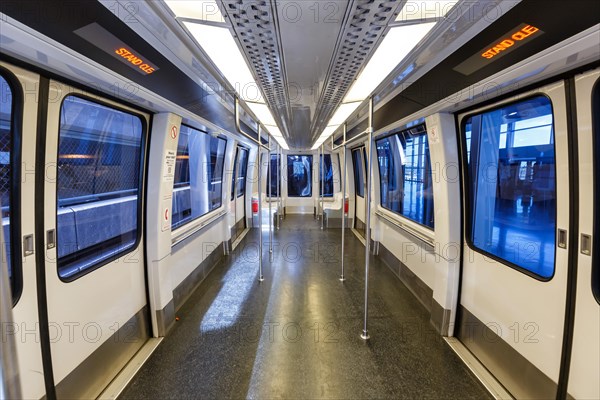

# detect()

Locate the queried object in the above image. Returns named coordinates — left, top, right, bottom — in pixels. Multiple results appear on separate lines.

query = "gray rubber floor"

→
left=120, top=215, right=491, bottom=399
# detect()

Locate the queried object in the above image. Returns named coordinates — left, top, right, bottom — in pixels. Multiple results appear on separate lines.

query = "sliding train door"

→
left=568, top=68, right=599, bottom=399
left=1, top=62, right=46, bottom=399
left=456, top=81, right=571, bottom=398
left=42, top=81, right=150, bottom=398
left=230, top=146, right=248, bottom=242
left=351, top=146, right=367, bottom=238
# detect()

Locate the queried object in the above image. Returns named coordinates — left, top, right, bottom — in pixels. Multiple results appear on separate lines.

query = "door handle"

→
left=580, top=233, right=592, bottom=256
left=23, top=234, right=34, bottom=256
left=46, top=229, right=56, bottom=250
left=557, top=229, right=567, bottom=249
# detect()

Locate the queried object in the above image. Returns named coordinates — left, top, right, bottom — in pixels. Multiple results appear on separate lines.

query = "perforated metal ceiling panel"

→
left=219, top=0, right=292, bottom=141
left=310, top=0, right=402, bottom=144
left=220, top=0, right=402, bottom=149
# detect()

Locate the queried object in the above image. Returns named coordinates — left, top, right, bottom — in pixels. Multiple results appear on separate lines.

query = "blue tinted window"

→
left=319, top=154, right=334, bottom=197
left=268, top=153, right=280, bottom=197
left=231, top=148, right=238, bottom=201
left=230, top=147, right=248, bottom=201
left=236, top=147, right=248, bottom=198
left=57, top=96, right=144, bottom=280
left=464, top=96, right=556, bottom=279
left=172, top=125, right=227, bottom=229
left=1, top=74, right=16, bottom=299
left=287, top=155, right=312, bottom=197
left=376, top=125, right=434, bottom=228
left=352, top=148, right=365, bottom=197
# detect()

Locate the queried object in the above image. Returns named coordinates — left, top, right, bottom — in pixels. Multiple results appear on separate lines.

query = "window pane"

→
left=464, top=96, right=556, bottom=278
left=171, top=125, right=227, bottom=229
left=319, top=154, right=334, bottom=197
left=1, top=75, right=14, bottom=295
left=268, top=153, right=280, bottom=197
left=352, top=149, right=365, bottom=197
left=376, top=125, right=435, bottom=228
left=287, top=155, right=312, bottom=197
left=231, top=148, right=238, bottom=201
left=236, top=147, right=248, bottom=198
left=57, top=96, right=144, bottom=279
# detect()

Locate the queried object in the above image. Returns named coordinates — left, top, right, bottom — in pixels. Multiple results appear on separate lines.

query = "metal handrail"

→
left=234, top=97, right=271, bottom=151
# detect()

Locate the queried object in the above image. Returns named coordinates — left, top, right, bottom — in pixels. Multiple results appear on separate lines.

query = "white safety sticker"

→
left=163, top=149, right=176, bottom=182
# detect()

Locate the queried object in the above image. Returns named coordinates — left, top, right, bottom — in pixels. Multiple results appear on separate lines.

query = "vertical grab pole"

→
left=277, top=146, right=281, bottom=229
left=258, top=127, right=264, bottom=282
left=339, top=124, right=347, bottom=282
left=268, top=137, right=273, bottom=256
left=321, top=143, right=325, bottom=229
left=361, top=97, right=374, bottom=340
left=280, top=147, right=284, bottom=223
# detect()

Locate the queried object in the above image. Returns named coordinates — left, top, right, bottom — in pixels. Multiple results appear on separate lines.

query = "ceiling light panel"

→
left=329, top=102, right=362, bottom=126
left=395, top=1, right=458, bottom=22
left=247, top=102, right=276, bottom=126
left=183, top=22, right=264, bottom=103
left=344, top=22, right=436, bottom=103
left=165, top=0, right=226, bottom=23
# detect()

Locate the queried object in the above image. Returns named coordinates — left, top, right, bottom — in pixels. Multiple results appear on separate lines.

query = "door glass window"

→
left=269, top=153, right=280, bottom=197
left=231, top=148, right=238, bottom=201
left=463, top=96, right=556, bottom=279
left=57, top=96, right=144, bottom=280
left=287, top=155, right=312, bottom=197
left=236, top=147, right=249, bottom=198
left=1, top=73, right=19, bottom=300
left=376, top=124, right=435, bottom=228
left=319, top=154, right=334, bottom=197
left=352, top=148, right=365, bottom=197
left=172, top=125, right=227, bottom=229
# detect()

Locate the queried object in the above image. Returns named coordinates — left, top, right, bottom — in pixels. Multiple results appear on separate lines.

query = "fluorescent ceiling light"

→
left=329, top=101, right=362, bottom=126
left=344, top=22, right=436, bottom=103
left=183, top=22, right=264, bottom=103
left=165, top=0, right=225, bottom=23
left=311, top=126, right=337, bottom=149
left=395, top=1, right=458, bottom=22
left=247, top=102, right=276, bottom=126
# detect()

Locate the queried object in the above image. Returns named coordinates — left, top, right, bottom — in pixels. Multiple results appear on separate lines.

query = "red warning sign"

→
left=170, top=126, right=178, bottom=140
left=164, top=208, right=170, bottom=221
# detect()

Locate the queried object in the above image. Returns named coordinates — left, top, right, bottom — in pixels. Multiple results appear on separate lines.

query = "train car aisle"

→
left=119, top=215, right=490, bottom=399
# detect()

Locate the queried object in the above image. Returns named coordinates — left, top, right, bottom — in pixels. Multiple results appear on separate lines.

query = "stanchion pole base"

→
left=339, top=276, right=346, bottom=282
left=360, top=330, right=370, bottom=341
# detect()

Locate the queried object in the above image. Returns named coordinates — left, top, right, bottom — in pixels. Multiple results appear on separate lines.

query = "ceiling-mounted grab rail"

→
left=234, top=97, right=271, bottom=151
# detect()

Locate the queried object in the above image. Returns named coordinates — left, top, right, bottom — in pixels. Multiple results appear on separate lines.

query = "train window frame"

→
left=236, top=147, right=249, bottom=199
left=171, top=124, right=228, bottom=231
left=287, top=154, right=313, bottom=198
left=460, top=94, right=558, bottom=281
left=55, top=94, right=147, bottom=282
left=1, top=68, right=23, bottom=304
left=592, top=79, right=600, bottom=304
left=375, top=124, right=435, bottom=230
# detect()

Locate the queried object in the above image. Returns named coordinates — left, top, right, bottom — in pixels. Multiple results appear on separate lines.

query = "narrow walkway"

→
left=121, top=215, right=490, bottom=399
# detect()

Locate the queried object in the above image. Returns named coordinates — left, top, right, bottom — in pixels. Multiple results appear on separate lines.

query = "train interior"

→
left=0, top=1, right=599, bottom=399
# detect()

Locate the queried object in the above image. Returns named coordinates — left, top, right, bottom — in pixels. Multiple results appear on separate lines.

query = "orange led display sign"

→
left=481, top=25, right=541, bottom=60
left=454, top=23, right=544, bottom=76
left=115, top=47, right=156, bottom=75
left=74, top=23, right=160, bottom=77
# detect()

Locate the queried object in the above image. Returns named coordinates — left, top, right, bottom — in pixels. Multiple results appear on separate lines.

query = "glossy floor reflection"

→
left=120, top=215, right=491, bottom=399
